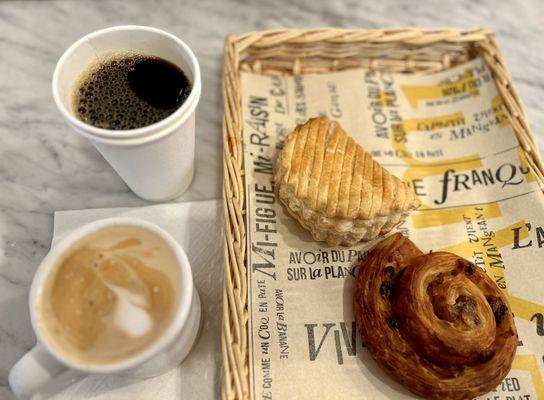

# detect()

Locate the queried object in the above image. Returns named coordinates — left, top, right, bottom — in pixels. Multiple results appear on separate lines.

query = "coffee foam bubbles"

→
left=72, top=50, right=191, bottom=130
left=73, top=52, right=168, bottom=130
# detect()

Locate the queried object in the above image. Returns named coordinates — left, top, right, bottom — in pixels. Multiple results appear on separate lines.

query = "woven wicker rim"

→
left=220, top=27, right=544, bottom=400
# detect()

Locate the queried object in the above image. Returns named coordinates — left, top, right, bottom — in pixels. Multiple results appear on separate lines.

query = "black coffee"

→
left=73, top=52, right=191, bottom=130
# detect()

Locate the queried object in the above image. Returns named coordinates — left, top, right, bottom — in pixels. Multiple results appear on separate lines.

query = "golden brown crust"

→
left=275, top=116, right=421, bottom=246
left=353, top=233, right=517, bottom=400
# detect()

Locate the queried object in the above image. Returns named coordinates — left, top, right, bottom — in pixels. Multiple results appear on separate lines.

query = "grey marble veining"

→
left=0, top=0, right=543, bottom=398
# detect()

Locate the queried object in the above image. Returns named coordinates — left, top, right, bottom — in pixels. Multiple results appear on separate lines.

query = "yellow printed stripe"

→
left=377, top=90, right=396, bottom=107
left=511, top=355, right=544, bottom=399
left=412, top=203, right=502, bottom=229
left=492, top=95, right=510, bottom=127
left=401, top=68, right=479, bottom=108
left=441, top=221, right=544, bottom=321
left=390, top=112, right=481, bottom=209
left=393, top=113, right=465, bottom=136
left=509, top=296, right=544, bottom=322
left=441, top=220, right=525, bottom=261
left=401, top=157, right=482, bottom=210
left=518, top=147, right=537, bottom=183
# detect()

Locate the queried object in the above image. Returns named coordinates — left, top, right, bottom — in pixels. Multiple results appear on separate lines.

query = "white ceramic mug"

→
left=52, top=26, right=201, bottom=201
left=9, top=218, right=201, bottom=399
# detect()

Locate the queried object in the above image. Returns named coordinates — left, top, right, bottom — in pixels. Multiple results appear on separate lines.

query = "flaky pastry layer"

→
left=277, top=178, right=409, bottom=246
left=354, top=233, right=517, bottom=400
left=275, top=116, right=420, bottom=246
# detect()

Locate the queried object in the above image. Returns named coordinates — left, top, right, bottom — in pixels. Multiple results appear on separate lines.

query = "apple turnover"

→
left=275, top=117, right=420, bottom=246
left=354, top=233, right=517, bottom=400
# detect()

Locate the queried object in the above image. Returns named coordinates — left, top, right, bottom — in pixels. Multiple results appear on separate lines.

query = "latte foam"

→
left=38, top=226, right=180, bottom=365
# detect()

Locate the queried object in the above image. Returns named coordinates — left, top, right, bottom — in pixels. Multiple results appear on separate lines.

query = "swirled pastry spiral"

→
left=354, top=233, right=517, bottom=400
left=275, top=117, right=420, bottom=246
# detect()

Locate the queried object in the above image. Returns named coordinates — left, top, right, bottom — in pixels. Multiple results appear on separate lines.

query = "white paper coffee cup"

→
left=52, top=26, right=201, bottom=201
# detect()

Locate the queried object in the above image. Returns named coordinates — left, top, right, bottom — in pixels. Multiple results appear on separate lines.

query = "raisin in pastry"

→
left=353, top=233, right=517, bottom=400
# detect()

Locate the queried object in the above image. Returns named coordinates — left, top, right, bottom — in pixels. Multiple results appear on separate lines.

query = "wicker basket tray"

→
left=220, top=28, right=544, bottom=400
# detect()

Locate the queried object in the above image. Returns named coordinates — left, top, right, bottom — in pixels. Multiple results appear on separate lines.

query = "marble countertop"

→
left=1, top=0, right=543, bottom=398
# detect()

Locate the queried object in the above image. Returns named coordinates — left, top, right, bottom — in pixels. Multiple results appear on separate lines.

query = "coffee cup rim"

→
left=29, top=217, right=194, bottom=373
left=52, top=25, right=201, bottom=140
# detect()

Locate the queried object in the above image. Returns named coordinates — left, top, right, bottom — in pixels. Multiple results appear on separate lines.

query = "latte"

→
left=37, top=225, right=180, bottom=365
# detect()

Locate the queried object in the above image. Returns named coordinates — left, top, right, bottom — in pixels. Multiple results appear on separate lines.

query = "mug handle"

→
left=9, top=343, right=80, bottom=399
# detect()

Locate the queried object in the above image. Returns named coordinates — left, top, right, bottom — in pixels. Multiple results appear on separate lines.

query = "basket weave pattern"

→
left=220, top=28, right=544, bottom=400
